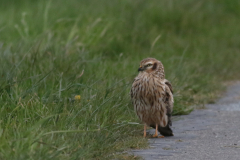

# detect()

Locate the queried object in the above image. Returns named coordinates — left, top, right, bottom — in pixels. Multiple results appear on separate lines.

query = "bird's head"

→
left=138, top=58, right=165, bottom=79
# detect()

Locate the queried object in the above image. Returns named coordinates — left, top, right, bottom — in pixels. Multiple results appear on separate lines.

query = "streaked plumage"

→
left=130, top=58, right=174, bottom=137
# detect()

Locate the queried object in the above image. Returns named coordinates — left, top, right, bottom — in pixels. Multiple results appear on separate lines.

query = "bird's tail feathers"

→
left=158, top=125, right=174, bottom=136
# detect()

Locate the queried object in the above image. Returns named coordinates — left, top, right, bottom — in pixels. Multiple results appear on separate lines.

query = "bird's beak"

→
left=138, top=67, right=144, bottom=72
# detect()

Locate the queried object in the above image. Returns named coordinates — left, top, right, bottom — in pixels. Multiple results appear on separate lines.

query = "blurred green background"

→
left=0, top=0, right=240, bottom=159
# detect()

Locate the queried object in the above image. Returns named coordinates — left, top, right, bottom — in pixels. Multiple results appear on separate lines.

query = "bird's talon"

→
left=152, top=134, right=158, bottom=138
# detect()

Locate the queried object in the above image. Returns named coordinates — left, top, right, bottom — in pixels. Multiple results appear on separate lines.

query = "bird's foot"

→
left=158, top=136, right=165, bottom=138
left=152, top=134, right=158, bottom=138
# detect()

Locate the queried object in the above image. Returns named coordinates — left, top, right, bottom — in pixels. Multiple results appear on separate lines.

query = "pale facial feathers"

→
left=138, top=58, right=165, bottom=79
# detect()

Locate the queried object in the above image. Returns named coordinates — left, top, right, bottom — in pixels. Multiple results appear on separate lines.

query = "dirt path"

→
left=133, top=82, right=240, bottom=160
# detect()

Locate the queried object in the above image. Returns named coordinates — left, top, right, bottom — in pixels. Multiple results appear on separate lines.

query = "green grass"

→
left=1, top=0, right=240, bottom=159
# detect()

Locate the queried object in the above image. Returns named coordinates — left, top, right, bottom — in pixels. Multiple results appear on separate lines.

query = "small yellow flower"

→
left=75, top=95, right=81, bottom=101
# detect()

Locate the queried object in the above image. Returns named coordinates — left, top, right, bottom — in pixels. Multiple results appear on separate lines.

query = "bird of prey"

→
left=130, top=58, right=174, bottom=138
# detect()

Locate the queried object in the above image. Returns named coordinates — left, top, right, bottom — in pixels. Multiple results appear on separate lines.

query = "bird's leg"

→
left=143, top=124, right=147, bottom=138
left=152, top=124, right=158, bottom=138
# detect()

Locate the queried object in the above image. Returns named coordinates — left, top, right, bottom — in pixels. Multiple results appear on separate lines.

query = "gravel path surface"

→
left=133, top=82, right=240, bottom=160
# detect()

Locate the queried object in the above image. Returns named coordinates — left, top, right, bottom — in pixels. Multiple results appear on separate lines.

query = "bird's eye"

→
left=147, top=64, right=152, bottom=67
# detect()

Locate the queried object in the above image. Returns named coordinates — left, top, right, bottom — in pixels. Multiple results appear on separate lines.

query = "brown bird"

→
left=130, top=58, right=174, bottom=138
